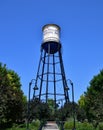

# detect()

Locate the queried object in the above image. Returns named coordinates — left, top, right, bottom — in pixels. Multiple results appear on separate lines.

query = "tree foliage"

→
left=0, top=63, right=26, bottom=126
left=29, top=99, right=78, bottom=122
left=78, top=70, right=103, bottom=124
left=29, top=98, right=50, bottom=121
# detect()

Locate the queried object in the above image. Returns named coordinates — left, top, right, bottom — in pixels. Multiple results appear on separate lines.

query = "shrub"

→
left=76, top=121, right=94, bottom=130
left=64, top=121, right=73, bottom=129
left=99, top=123, right=103, bottom=130
left=30, top=119, right=40, bottom=128
left=64, top=121, right=95, bottom=130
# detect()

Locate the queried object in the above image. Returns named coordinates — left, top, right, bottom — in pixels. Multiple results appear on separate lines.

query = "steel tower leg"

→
left=59, top=49, right=69, bottom=103
left=33, top=49, right=43, bottom=99
left=39, top=50, right=46, bottom=101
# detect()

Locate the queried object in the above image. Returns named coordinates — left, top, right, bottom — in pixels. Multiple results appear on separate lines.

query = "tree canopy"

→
left=78, top=70, right=103, bottom=125
left=0, top=63, right=26, bottom=126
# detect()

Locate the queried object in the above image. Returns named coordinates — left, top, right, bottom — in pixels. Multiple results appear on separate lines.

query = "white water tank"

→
left=42, top=24, right=60, bottom=43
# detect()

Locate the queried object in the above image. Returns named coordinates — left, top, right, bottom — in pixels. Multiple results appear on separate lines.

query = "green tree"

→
left=47, top=99, right=56, bottom=120
left=0, top=63, right=26, bottom=126
left=79, top=70, right=103, bottom=126
left=77, top=94, right=87, bottom=122
left=29, top=98, right=50, bottom=121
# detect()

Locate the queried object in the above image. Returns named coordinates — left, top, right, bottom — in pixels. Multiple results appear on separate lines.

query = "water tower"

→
left=33, top=24, right=69, bottom=108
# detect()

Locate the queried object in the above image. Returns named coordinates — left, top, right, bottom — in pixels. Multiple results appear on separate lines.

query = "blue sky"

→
left=0, top=0, right=103, bottom=102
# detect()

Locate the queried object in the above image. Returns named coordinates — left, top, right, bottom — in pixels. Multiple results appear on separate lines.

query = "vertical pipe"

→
left=46, top=43, right=50, bottom=103
left=53, top=54, right=56, bottom=110
left=27, top=82, right=31, bottom=130
left=71, top=82, right=76, bottom=130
